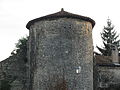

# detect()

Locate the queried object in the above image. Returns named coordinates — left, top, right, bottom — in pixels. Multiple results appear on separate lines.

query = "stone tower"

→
left=26, top=9, right=95, bottom=90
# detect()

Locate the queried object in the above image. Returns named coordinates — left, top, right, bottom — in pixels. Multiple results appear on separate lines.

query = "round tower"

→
left=26, top=9, right=95, bottom=90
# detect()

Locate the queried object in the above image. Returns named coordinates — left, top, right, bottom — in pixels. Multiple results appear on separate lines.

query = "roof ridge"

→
left=26, top=9, right=95, bottom=29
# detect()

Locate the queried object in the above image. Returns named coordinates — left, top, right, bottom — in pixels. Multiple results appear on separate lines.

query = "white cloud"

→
left=0, top=0, right=120, bottom=61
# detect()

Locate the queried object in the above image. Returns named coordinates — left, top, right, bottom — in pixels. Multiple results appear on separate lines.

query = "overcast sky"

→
left=0, top=0, right=120, bottom=61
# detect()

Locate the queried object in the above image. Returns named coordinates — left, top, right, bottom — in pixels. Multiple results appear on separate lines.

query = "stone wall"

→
left=95, top=65, right=120, bottom=90
left=0, top=52, right=28, bottom=90
left=28, top=18, right=93, bottom=90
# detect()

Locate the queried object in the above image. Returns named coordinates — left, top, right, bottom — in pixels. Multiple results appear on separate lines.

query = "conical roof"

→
left=26, top=8, right=95, bottom=29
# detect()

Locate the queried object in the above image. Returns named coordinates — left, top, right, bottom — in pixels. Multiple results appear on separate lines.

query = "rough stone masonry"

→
left=26, top=9, right=95, bottom=90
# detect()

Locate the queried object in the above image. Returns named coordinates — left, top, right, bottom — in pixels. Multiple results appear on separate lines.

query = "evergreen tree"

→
left=97, top=18, right=120, bottom=56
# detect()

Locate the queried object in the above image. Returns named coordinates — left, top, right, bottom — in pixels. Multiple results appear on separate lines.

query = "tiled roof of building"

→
left=95, top=55, right=120, bottom=67
left=95, top=55, right=112, bottom=64
left=26, top=8, right=95, bottom=29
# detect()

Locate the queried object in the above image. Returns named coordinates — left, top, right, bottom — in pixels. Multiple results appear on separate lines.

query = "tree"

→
left=0, top=80, right=11, bottom=90
left=97, top=18, right=120, bottom=56
left=11, top=36, right=28, bottom=63
left=11, top=36, right=28, bottom=55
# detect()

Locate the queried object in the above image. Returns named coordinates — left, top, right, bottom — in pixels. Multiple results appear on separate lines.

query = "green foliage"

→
left=0, top=80, right=11, bottom=90
left=11, top=36, right=28, bottom=55
left=97, top=19, right=120, bottom=56
left=11, top=36, right=28, bottom=63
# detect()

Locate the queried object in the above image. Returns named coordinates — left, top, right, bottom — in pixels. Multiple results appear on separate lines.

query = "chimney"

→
left=112, top=45, right=119, bottom=63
